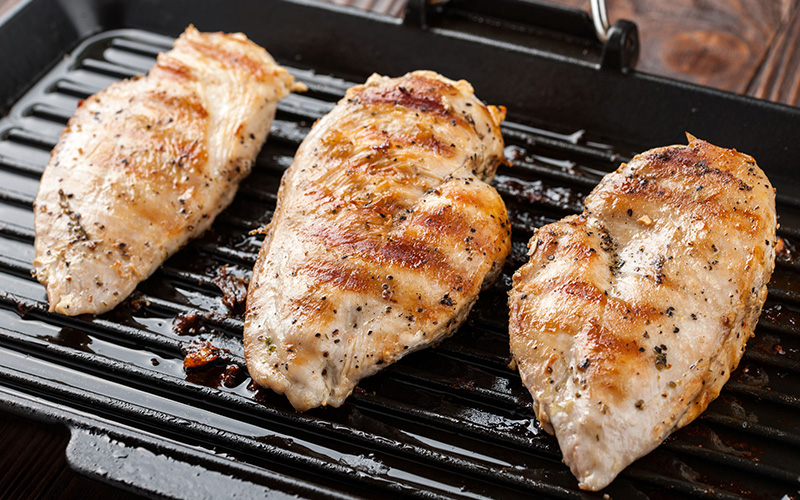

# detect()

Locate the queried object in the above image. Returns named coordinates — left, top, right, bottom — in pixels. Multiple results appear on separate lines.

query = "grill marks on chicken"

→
left=244, top=71, right=511, bottom=411
left=509, top=136, right=776, bottom=491
left=32, top=26, right=302, bottom=315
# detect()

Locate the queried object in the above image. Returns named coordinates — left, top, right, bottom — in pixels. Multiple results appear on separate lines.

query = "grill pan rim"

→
left=1, top=1, right=800, bottom=499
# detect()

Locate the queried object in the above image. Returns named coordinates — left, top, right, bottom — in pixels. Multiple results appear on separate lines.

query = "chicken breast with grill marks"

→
left=244, top=71, right=511, bottom=411
left=32, top=26, right=303, bottom=315
left=508, top=136, right=776, bottom=490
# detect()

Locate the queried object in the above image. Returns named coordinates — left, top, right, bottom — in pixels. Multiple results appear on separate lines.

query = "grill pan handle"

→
left=590, top=0, right=610, bottom=42
left=405, top=0, right=639, bottom=70
left=65, top=427, right=325, bottom=499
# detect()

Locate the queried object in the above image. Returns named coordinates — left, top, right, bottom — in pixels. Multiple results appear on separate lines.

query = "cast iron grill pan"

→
left=0, top=28, right=798, bottom=499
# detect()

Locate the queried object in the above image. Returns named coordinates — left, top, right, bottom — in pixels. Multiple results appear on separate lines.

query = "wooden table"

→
left=0, top=0, right=798, bottom=498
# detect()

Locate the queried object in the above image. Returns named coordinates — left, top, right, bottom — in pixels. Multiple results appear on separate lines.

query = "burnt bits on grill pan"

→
left=0, top=28, right=798, bottom=499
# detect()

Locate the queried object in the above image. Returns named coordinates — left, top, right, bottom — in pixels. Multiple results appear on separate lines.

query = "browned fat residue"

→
left=214, top=266, right=248, bottom=313
left=353, top=76, right=468, bottom=126
left=183, top=339, right=223, bottom=370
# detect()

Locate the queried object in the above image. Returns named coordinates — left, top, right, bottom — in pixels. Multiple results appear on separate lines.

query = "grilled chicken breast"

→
left=244, top=71, right=510, bottom=411
left=32, top=26, right=302, bottom=315
left=508, top=136, right=776, bottom=490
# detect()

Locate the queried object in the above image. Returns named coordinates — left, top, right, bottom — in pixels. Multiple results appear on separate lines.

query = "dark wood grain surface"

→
left=748, top=1, right=800, bottom=103
left=552, top=0, right=800, bottom=105
left=0, top=0, right=798, bottom=499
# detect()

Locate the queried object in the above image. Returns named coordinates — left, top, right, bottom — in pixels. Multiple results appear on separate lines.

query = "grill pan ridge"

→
left=0, top=2, right=800, bottom=499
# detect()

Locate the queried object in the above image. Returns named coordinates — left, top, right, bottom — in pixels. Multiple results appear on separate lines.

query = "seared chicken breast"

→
left=244, top=71, right=511, bottom=411
left=508, top=136, right=776, bottom=490
left=32, top=26, right=302, bottom=315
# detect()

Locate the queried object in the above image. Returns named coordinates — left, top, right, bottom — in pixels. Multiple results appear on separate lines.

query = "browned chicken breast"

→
left=244, top=71, right=511, bottom=411
left=32, top=26, right=303, bottom=315
left=508, top=136, right=776, bottom=490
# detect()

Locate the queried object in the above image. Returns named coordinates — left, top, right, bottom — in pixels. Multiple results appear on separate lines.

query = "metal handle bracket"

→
left=590, top=0, right=610, bottom=42
left=403, top=0, right=639, bottom=71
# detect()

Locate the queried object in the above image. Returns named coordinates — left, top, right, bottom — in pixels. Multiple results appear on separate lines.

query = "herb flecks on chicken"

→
left=509, top=136, right=776, bottom=491
left=32, top=26, right=303, bottom=315
left=244, top=71, right=511, bottom=411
